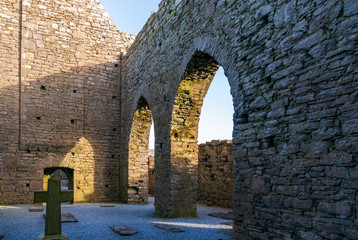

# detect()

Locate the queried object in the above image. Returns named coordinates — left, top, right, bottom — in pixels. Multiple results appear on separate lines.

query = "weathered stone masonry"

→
left=1, top=0, right=357, bottom=239
left=0, top=0, right=134, bottom=203
left=123, top=0, right=358, bottom=239
left=198, top=140, right=233, bottom=208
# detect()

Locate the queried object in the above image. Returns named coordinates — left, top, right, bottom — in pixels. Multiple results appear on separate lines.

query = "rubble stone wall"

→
left=0, top=0, right=134, bottom=204
left=123, top=0, right=358, bottom=238
left=198, top=140, right=233, bottom=208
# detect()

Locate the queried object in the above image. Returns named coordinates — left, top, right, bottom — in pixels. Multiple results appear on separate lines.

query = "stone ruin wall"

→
left=148, top=140, right=233, bottom=208
left=123, top=0, right=358, bottom=239
left=0, top=0, right=134, bottom=204
left=198, top=140, right=233, bottom=208
left=148, top=140, right=234, bottom=208
left=0, top=0, right=357, bottom=239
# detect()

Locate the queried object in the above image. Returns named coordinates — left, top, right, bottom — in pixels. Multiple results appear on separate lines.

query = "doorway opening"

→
left=168, top=50, right=233, bottom=217
left=43, top=167, right=74, bottom=202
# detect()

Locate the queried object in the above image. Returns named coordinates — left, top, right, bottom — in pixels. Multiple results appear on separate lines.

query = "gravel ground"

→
left=0, top=197, right=233, bottom=240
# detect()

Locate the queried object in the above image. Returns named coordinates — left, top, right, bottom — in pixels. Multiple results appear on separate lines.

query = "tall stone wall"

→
left=0, top=1, right=21, bottom=203
left=123, top=0, right=358, bottom=239
left=198, top=140, right=233, bottom=208
left=0, top=0, right=134, bottom=204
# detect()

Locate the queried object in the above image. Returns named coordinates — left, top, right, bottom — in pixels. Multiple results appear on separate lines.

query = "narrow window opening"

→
left=267, top=136, right=275, bottom=148
left=262, top=14, right=269, bottom=25
left=238, top=113, right=249, bottom=124
left=263, top=76, right=272, bottom=84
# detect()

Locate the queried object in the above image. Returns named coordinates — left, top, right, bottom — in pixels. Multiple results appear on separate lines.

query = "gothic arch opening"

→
left=169, top=51, right=233, bottom=217
left=128, top=96, right=153, bottom=203
left=43, top=167, right=74, bottom=202
left=197, top=66, right=234, bottom=208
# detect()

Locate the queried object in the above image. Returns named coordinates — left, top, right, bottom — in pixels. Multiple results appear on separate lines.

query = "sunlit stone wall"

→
left=198, top=140, right=233, bottom=208
left=0, top=0, right=134, bottom=203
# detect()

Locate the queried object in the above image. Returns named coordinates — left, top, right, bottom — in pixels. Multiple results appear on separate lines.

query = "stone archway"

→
left=127, top=96, right=153, bottom=204
left=168, top=51, right=229, bottom=217
left=43, top=167, right=74, bottom=202
left=123, top=0, right=358, bottom=238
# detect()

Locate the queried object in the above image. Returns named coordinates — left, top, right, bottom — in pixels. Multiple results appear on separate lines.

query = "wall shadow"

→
left=0, top=62, right=122, bottom=204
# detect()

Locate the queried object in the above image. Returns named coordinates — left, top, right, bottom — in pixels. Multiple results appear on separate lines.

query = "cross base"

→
left=37, top=233, right=69, bottom=240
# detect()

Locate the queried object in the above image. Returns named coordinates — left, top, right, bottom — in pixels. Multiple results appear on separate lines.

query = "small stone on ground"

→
left=110, top=226, right=137, bottom=236
left=61, top=213, right=78, bottom=222
left=221, top=222, right=233, bottom=227
left=153, top=224, right=184, bottom=233
left=43, top=213, right=78, bottom=222
left=208, top=212, right=234, bottom=220
left=100, top=204, right=115, bottom=207
left=29, top=207, right=44, bottom=212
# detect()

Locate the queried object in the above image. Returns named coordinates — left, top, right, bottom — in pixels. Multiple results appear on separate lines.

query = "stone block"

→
left=313, top=128, right=341, bottom=140
left=341, top=180, right=358, bottom=190
left=296, top=230, right=322, bottom=240
left=153, top=224, right=184, bottom=232
left=23, top=39, right=36, bottom=50
left=314, top=221, right=345, bottom=235
left=282, top=213, right=312, bottom=228
left=350, top=167, right=358, bottom=179
left=344, top=0, right=358, bottom=16
left=320, top=152, right=353, bottom=166
left=250, top=178, right=270, bottom=194
left=317, top=201, right=352, bottom=217
left=110, top=226, right=137, bottom=236
left=295, top=93, right=315, bottom=104
left=284, top=197, right=313, bottom=210
left=267, top=107, right=285, bottom=119
left=263, top=195, right=284, bottom=208
left=343, top=226, right=358, bottom=239
left=274, top=0, right=296, bottom=28
left=293, top=30, right=325, bottom=52
left=4, top=155, right=17, bottom=172
left=277, top=185, right=305, bottom=197
left=325, top=167, right=350, bottom=179
left=249, top=97, right=268, bottom=109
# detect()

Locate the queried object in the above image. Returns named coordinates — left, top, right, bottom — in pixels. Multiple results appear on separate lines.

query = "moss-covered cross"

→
left=34, top=178, right=73, bottom=240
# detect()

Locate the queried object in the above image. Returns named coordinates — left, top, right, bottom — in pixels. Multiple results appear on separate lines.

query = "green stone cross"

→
left=34, top=178, right=73, bottom=240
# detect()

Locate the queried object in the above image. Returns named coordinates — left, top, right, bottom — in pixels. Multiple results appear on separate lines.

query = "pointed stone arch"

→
left=127, top=96, right=153, bottom=203
left=170, top=51, right=220, bottom=217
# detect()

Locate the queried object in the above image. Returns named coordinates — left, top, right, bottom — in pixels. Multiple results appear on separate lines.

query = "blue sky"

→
left=98, top=0, right=234, bottom=147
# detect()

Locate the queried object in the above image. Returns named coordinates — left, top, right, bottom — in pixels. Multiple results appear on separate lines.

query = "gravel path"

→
left=0, top=197, right=233, bottom=240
